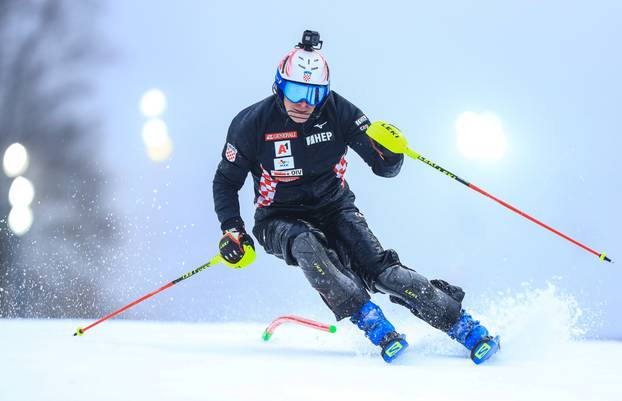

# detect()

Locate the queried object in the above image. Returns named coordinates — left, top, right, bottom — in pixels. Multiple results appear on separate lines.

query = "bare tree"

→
left=0, top=0, right=118, bottom=318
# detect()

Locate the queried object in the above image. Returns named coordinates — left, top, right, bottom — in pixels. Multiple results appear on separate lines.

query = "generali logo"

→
left=265, top=131, right=298, bottom=141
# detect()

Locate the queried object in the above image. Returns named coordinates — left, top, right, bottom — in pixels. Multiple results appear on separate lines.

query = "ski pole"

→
left=366, top=121, right=613, bottom=263
left=74, top=254, right=223, bottom=336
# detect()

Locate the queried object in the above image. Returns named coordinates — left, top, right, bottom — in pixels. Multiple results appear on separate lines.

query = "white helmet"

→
left=276, top=47, right=330, bottom=86
left=274, top=47, right=330, bottom=106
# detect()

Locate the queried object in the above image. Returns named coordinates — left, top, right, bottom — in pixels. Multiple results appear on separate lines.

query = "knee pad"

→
left=291, top=230, right=317, bottom=253
left=375, top=264, right=435, bottom=301
left=289, top=220, right=326, bottom=244
left=430, top=279, right=465, bottom=304
left=291, top=229, right=370, bottom=321
left=350, top=248, right=402, bottom=292
left=376, top=265, right=463, bottom=315
left=376, top=265, right=463, bottom=332
left=293, top=230, right=367, bottom=293
left=287, top=221, right=327, bottom=264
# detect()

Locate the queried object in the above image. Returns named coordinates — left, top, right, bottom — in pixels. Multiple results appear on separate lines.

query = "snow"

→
left=2, top=317, right=620, bottom=401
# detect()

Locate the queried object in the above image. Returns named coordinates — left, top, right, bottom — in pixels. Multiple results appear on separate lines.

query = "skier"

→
left=213, top=30, right=500, bottom=364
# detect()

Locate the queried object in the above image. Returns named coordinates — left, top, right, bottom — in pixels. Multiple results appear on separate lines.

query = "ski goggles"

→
left=275, top=70, right=330, bottom=106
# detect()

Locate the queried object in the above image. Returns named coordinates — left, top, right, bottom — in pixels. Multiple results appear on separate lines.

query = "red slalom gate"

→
left=262, top=315, right=337, bottom=341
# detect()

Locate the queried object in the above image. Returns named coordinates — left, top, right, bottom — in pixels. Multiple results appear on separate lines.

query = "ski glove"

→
left=219, top=227, right=256, bottom=269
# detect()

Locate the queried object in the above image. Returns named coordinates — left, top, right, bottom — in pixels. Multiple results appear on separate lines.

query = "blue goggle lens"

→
left=275, top=71, right=329, bottom=106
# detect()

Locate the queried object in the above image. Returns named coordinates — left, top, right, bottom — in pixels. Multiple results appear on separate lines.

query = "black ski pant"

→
left=252, top=197, right=464, bottom=332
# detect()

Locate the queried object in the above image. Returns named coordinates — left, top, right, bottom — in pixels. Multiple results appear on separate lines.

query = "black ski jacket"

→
left=213, top=91, right=404, bottom=230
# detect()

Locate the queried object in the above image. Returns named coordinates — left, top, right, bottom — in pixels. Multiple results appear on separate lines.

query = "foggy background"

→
left=1, top=0, right=620, bottom=338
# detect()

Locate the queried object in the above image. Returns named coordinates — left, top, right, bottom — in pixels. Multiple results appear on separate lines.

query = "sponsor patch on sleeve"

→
left=225, top=142, right=238, bottom=162
left=354, top=115, right=370, bottom=132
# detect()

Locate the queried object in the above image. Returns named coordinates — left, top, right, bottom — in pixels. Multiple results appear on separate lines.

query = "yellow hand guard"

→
left=220, top=244, right=256, bottom=269
left=365, top=121, right=420, bottom=159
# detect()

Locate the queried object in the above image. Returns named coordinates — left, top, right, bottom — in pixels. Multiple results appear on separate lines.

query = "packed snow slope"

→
left=2, top=315, right=620, bottom=401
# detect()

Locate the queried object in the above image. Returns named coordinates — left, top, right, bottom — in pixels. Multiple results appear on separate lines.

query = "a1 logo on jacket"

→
left=274, top=140, right=292, bottom=157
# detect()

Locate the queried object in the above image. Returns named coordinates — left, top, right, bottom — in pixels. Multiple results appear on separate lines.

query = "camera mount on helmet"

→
left=297, top=30, right=323, bottom=51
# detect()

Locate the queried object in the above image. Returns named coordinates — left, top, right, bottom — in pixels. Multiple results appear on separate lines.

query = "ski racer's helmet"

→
left=274, top=32, right=330, bottom=106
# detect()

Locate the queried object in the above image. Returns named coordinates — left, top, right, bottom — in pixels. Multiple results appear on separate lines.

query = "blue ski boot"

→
left=351, top=301, right=409, bottom=363
left=447, top=309, right=500, bottom=365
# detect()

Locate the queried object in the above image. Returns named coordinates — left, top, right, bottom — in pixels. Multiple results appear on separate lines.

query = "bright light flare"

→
left=140, top=89, right=167, bottom=118
left=8, top=176, right=35, bottom=207
left=3, top=143, right=29, bottom=177
left=456, top=112, right=507, bottom=161
left=142, top=118, right=173, bottom=162
left=146, top=136, right=173, bottom=162
left=142, top=119, right=169, bottom=148
left=8, top=205, right=34, bottom=236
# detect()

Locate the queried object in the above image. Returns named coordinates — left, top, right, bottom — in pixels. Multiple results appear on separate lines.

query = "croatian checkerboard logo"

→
left=225, top=142, right=237, bottom=162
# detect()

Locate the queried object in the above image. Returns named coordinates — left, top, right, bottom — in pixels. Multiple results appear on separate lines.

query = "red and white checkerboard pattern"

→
left=256, top=165, right=278, bottom=207
left=225, top=142, right=237, bottom=162
left=333, top=153, right=347, bottom=188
